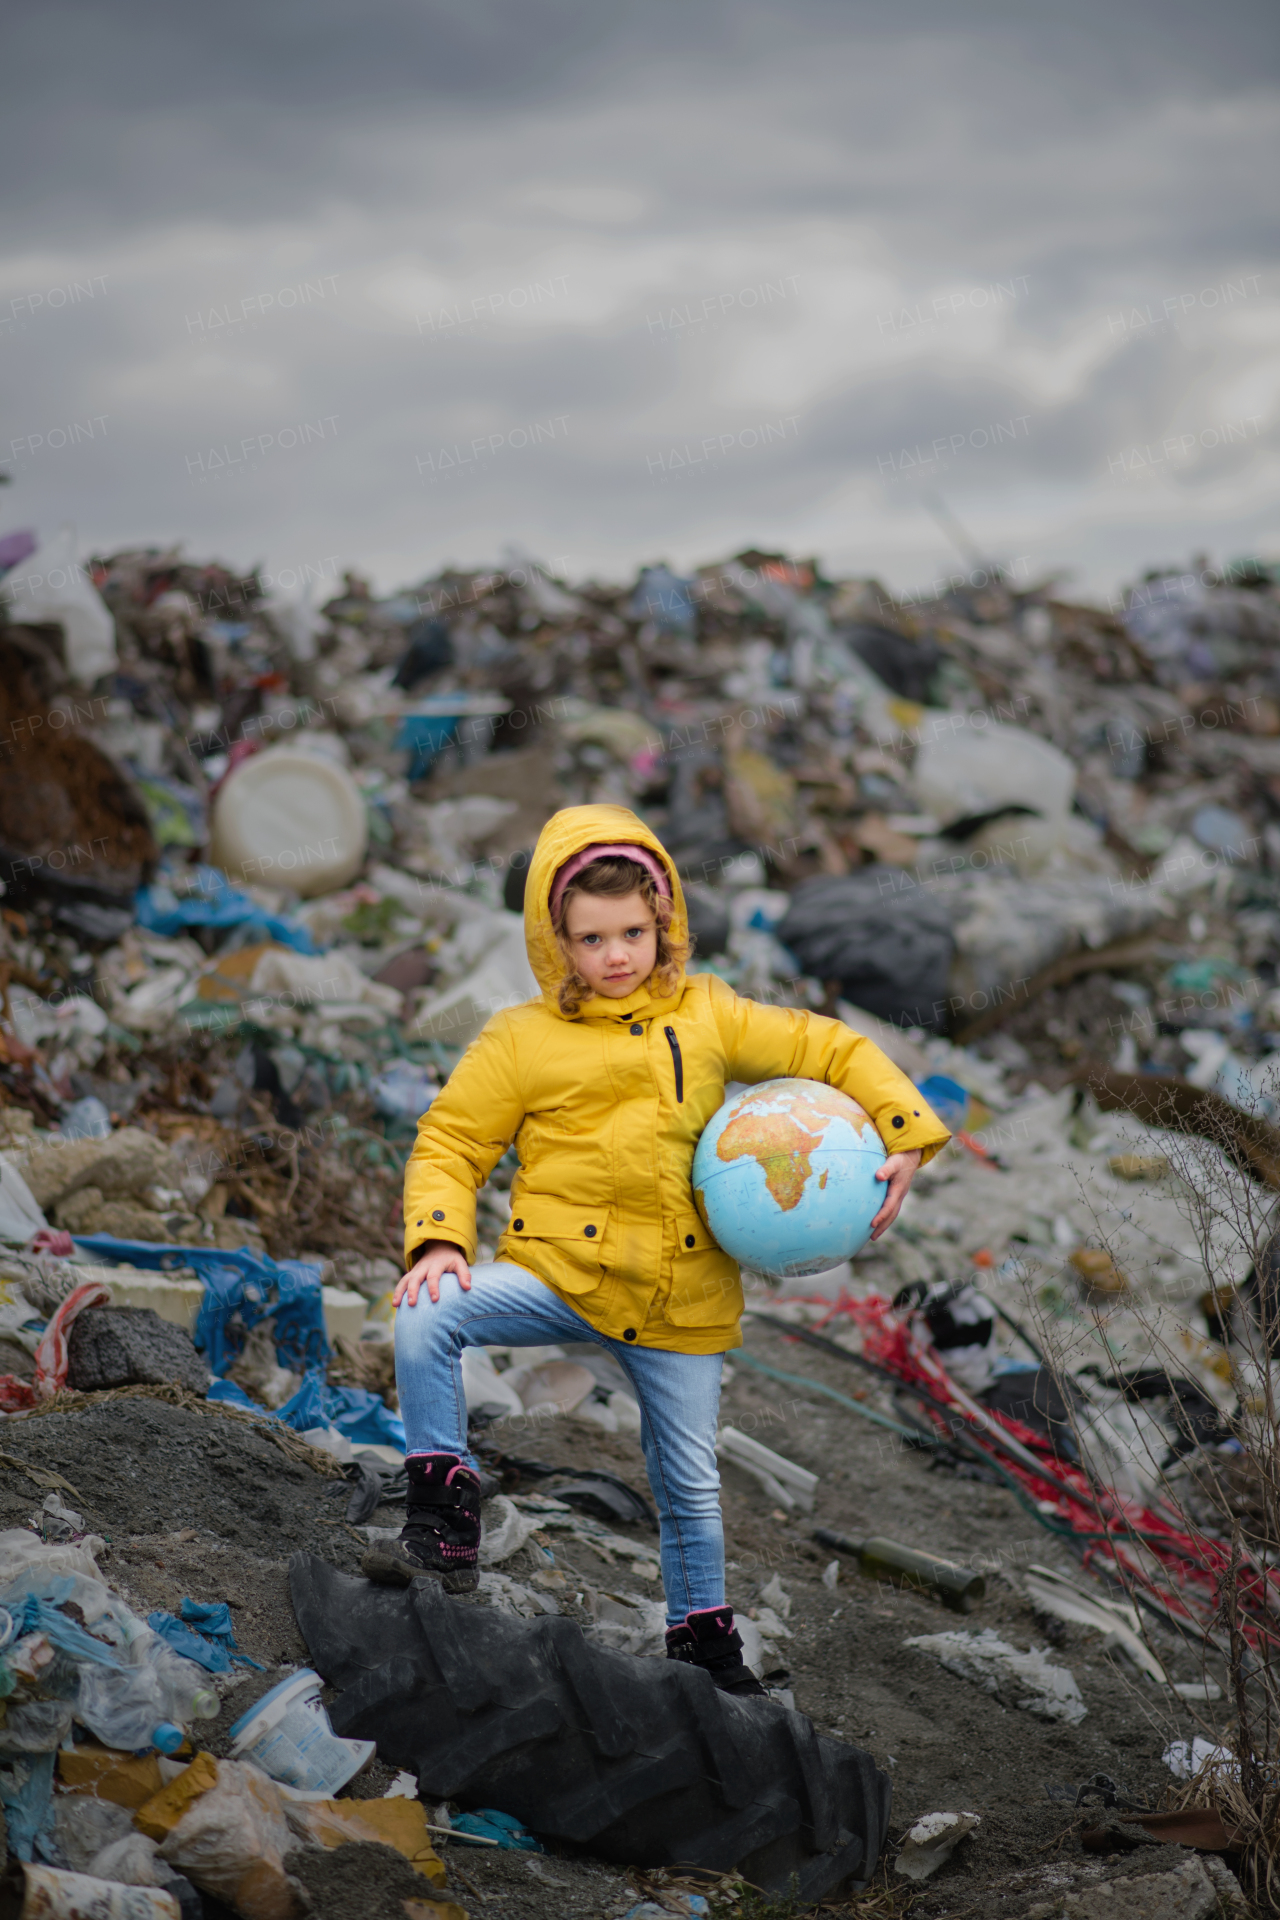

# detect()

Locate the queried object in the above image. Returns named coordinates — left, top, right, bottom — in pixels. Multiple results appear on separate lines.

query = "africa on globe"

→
left=691, top=1077, right=888, bottom=1278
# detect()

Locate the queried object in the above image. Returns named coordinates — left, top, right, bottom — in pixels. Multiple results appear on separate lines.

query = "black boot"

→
left=665, top=1605, right=767, bottom=1697
left=360, top=1452, right=481, bottom=1592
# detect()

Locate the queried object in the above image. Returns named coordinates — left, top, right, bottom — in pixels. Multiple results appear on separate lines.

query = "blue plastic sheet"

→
left=450, top=1808, right=543, bottom=1851
left=8, top=1592, right=121, bottom=1668
left=180, top=1597, right=262, bottom=1669
left=0, top=1753, right=55, bottom=1861
left=71, top=1237, right=330, bottom=1378
left=914, top=1073, right=971, bottom=1131
left=134, top=864, right=317, bottom=953
left=277, top=1376, right=406, bottom=1451
left=148, top=1609, right=233, bottom=1673
left=206, top=1378, right=264, bottom=1413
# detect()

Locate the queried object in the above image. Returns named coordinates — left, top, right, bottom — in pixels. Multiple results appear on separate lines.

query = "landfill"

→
left=1, top=533, right=1278, bottom=1917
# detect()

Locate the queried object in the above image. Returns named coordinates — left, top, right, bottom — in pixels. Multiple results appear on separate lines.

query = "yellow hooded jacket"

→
left=403, top=804, right=950, bottom=1353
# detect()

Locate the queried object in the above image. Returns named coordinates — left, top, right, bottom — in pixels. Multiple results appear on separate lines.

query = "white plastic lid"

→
left=210, top=748, right=368, bottom=897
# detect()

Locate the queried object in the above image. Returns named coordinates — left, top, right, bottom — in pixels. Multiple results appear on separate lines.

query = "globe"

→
left=692, top=1078, right=887, bottom=1279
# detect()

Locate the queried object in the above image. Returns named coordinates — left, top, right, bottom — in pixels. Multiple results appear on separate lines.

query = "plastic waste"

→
left=895, top=1810, right=981, bottom=1882
left=0, top=525, right=117, bottom=683
left=0, top=1162, right=50, bottom=1246
left=145, top=1757, right=297, bottom=1920
left=369, top=1059, right=438, bottom=1121
left=180, top=1598, right=261, bottom=1668
left=626, top=1900, right=709, bottom=1920
left=282, top=1794, right=449, bottom=1883
left=0, top=1862, right=180, bottom=1918
left=905, top=1627, right=1086, bottom=1724
left=1164, top=1736, right=1237, bottom=1781
left=716, top=1427, right=818, bottom=1512
left=58, top=1096, right=113, bottom=1142
left=210, top=746, right=368, bottom=896
left=459, top=1347, right=525, bottom=1421
left=0, top=1278, right=110, bottom=1413
left=134, top=864, right=317, bottom=952
left=0, top=1530, right=107, bottom=1588
left=75, top=1636, right=218, bottom=1753
left=630, top=564, right=696, bottom=632
left=56, top=1748, right=170, bottom=1810
left=912, top=719, right=1076, bottom=860
left=777, top=873, right=953, bottom=1030
left=276, top=1373, right=406, bottom=1450
left=449, top=1808, right=543, bottom=1851
left=52, top=1793, right=135, bottom=1873
left=814, top=1529, right=985, bottom=1613
left=396, top=696, right=508, bottom=778
left=71, top=1237, right=330, bottom=1380
left=1022, top=1564, right=1165, bottom=1681
left=477, top=1497, right=548, bottom=1566
left=0, top=1752, right=56, bottom=1861
left=146, top=1613, right=233, bottom=1676
left=227, top=1669, right=374, bottom=1793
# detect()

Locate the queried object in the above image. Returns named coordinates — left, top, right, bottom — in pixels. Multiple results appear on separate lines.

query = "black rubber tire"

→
left=289, top=1554, right=891, bottom=1901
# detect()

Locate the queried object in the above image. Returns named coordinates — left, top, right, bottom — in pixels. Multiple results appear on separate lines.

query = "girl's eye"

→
left=626, top=927, right=645, bottom=938
left=581, top=934, right=601, bottom=945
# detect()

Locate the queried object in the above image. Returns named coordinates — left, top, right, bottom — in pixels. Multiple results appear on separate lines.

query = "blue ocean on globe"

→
left=691, top=1077, right=887, bottom=1279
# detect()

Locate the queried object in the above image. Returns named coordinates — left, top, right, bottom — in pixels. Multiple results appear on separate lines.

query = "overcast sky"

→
left=2, top=0, right=1278, bottom=602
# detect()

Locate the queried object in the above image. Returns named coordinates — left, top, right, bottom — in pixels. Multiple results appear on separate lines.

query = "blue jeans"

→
left=395, top=1262, right=727, bottom=1624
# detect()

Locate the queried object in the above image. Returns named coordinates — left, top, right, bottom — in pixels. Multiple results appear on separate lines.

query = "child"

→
left=367, top=804, right=950, bottom=1695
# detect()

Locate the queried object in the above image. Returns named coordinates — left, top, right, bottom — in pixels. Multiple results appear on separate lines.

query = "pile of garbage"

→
left=2, top=522, right=1280, bottom=1911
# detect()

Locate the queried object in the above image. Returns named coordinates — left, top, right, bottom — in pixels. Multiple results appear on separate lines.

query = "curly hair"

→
left=552, top=854, right=690, bottom=1016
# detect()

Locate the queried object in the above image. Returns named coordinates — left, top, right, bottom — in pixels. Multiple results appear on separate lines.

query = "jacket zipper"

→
left=664, top=1026, right=684, bottom=1104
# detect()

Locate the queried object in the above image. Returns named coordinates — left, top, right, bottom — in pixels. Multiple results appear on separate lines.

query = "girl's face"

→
left=562, top=888, right=658, bottom=998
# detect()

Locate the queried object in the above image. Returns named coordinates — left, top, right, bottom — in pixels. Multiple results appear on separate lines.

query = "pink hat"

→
left=550, top=843, right=672, bottom=920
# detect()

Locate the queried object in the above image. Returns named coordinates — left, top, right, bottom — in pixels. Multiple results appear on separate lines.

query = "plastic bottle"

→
left=149, top=1641, right=220, bottom=1727
left=812, top=1529, right=986, bottom=1613
left=76, top=1642, right=218, bottom=1752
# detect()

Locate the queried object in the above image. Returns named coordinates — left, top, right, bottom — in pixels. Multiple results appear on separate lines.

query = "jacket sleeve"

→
left=401, top=1015, right=526, bottom=1267
left=713, top=980, right=951, bottom=1164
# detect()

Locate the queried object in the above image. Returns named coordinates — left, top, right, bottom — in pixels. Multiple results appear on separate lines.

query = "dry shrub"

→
left=1031, top=1075, right=1280, bottom=1907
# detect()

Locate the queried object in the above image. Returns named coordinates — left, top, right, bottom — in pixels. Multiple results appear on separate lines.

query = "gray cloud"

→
left=2, top=0, right=1277, bottom=598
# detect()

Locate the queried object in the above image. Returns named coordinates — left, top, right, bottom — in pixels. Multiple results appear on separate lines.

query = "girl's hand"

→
left=869, top=1149, right=922, bottom=1240
left=395, top=1240, right=473, bottom=1308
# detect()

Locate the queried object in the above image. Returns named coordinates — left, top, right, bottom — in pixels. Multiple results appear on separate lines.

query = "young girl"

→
left=368, top=804, right=949, bottom=1695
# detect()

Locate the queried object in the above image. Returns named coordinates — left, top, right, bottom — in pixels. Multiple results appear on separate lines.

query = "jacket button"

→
left=623, top=1328, right=637, bottom=1341
left=892, top=1116, right=905, bottom=1129
left=630, top=1023, right=643, bottom=1035
left=432, top=1208, right=446, bottom=1219
left=685, top=1233, right=695, bottom=1247
left=584, top=1224, right=597, bottom=1238
left=512, top=1219, right=524, bottom=1231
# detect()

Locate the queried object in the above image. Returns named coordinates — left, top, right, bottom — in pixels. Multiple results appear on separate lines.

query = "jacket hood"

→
left=524, top=804, right=687, bottom=1019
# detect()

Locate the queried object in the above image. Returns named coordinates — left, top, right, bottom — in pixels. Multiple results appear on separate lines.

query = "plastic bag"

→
left=0, top=1697, right=77, bottom=1753
left=0, top=1751, right=56, bottom=1859
left=4, top=1862, right=179, bottom=1918
left=89, top=1832, right=165, bottom=1887
left=284, top=1794, right=448, bottom=1883
left=0, top=525, right=117, bottom=683
left=52, top=1793, right=134, bottom=1873
left=156, top=1758, right=298, bottom=1920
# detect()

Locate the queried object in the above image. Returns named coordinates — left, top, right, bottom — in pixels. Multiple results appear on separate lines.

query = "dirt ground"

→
left=0, top=1328, right=1245, bottom=1918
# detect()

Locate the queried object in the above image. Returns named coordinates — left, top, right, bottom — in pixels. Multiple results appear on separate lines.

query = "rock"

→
left=52, top=1189, right=176, bottom=1241
left=1020, top=1854, right=1219, bottom=1920
left=65, top=1306, right=211, bottom=1394
left=23, top=1127, right=171, bottom=1210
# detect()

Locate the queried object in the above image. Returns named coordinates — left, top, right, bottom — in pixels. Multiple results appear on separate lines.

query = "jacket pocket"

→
left=664, top=1218, right=743, bottom=1327
left=503, top=1195, right=611, bottom=1294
